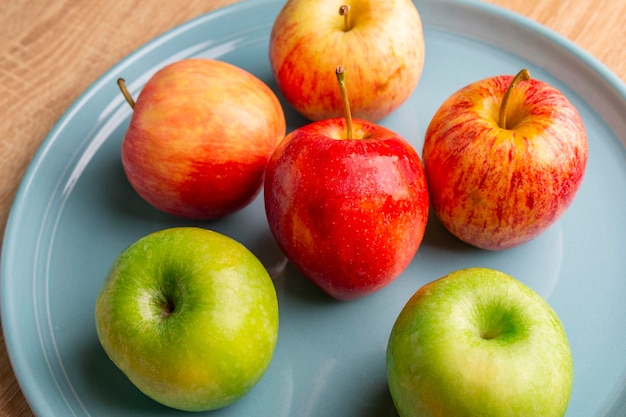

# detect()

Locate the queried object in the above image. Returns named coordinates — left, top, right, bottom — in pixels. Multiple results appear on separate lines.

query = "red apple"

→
left=422, top=69, right=588, bottom=250
left=264, top=67, right=429, bottom=300
left=269, top=0, right=424, bottom=122
left=119, top=58, right=286, bottom=219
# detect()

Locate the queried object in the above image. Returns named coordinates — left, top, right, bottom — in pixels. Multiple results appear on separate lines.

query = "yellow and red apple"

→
left=269, top=0, right=425, bottom=122
left=423, top=69, right=588, bottom=250
left=119, top=58, right=286, bottom=219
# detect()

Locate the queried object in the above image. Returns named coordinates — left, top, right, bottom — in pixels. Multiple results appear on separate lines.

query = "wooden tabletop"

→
left=1, top=0, right=625, bottom=415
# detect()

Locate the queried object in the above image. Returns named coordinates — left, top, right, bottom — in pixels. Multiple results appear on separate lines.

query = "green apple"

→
left=94, top=227, right=279, bottom=412
left=386, top=267, right=573, bottom=417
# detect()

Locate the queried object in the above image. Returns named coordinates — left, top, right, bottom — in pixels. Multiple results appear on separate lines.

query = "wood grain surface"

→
left=0, top=0, right=625, bottom=415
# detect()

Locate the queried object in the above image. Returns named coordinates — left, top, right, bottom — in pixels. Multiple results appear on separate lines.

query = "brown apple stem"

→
left=339, top=5, right=351, bottom=31
left=498, top=68, right=530, bottom=129
left=117, top=78, right=136, bottom=109
left=335, top=66, right=353, bottom=139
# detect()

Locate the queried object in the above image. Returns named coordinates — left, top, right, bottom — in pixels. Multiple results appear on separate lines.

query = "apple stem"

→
left=335, top=66, right=353, bottom=139
left=117, top=78, right=136, bottom=109
left=498, top=68, right=530, bottom=129
left=339, top=5, right=351, bottom=31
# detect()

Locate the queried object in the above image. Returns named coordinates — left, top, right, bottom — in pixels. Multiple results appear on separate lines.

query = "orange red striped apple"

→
left=119, top=58, right=286, bottom=219
left=269, top=0, right=424, bottom=122
left=422, top=69, right=588, bottom=250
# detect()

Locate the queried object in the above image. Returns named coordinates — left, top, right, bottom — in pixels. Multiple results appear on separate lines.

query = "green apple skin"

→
left=269, top=0, right=424, bottom=122
left=95, top=227, right=279, bottom=412
left=386, top=268, right=573, bottom=417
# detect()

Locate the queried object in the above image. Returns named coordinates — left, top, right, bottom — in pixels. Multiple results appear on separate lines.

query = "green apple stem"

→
left=339, top=5, right=351, bottom=31
left=498, top=68, right=530, bottom=129
left=117, top=78, right=136, bottom=109
left=335, top=66, right=353, bottom=139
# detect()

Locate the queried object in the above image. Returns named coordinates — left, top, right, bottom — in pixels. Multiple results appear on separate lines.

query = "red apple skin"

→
left=422, top=74, right=588, bottom=250
left=264, top=118, right=429, bottom=300
left=269, top=0, right=424, bottom=122
left=121, top=59, right=286, bottom=219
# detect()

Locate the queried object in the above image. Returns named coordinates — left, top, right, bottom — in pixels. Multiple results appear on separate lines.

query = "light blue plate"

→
left=2, top=0, right=625, bottom=416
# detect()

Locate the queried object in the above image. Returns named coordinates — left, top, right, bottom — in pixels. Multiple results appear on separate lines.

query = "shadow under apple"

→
left=79, top=340, right=180, bottom=415
left=262, top=77, right=310, bottom=134
left=419, top=209, right=479, bottom=253
left=362, top=384, right=400, bottom=417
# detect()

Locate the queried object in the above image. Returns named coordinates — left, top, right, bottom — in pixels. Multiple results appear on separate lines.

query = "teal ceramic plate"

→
left=2, top=0, right=625, bottom=415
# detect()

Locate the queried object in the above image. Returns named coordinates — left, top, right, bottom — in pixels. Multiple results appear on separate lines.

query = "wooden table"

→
left=0, top=0, right=624, bottom=415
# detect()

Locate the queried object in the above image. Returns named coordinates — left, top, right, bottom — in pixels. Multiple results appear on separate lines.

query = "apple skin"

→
left=269, top=0, right=424, bottom=122
left=422, top=74, right=588, bottom=250
left=264, top=117, right=429, bottom=300
left=121, top=58, right=286, bottom=219
left=386, top=267, right=573, bottom=417
left=94, top=227, right=279, bottom=412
